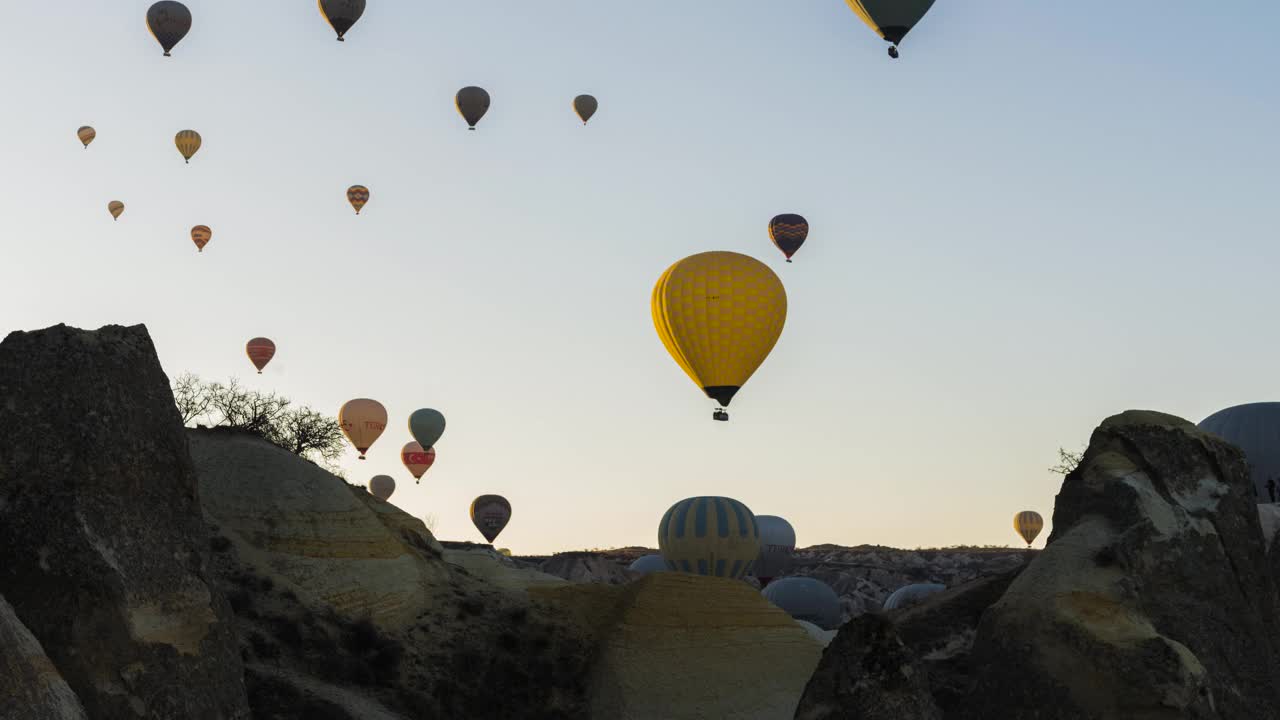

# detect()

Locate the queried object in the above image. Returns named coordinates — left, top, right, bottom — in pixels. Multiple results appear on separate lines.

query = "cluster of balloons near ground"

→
left=626, top=497, right=1045, bottom=629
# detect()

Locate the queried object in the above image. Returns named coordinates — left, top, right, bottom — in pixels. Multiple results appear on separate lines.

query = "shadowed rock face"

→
left=0, top=594, right=86, bottom=720
left=0, top=324, right=249, bottom=719
left=960, top=411, right=1280, bottom=720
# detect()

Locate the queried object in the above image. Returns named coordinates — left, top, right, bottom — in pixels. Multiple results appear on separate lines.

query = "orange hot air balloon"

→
left=401, top=441, right=436, bottom=483
left=339, top=399, right=387, bottom=459
left=191, top=225, right=212, bottom=252
left=347, top=185, right=369, bottom=214
left=245, top=337, right=276, bottom=374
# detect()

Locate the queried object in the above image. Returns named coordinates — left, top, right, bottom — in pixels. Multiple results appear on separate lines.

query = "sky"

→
left=2, top=2, right=1279, bottom=554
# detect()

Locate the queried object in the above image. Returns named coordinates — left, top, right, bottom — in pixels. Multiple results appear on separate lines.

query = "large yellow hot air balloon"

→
left=77, top=126, right=96, bottom=149
left=107, top=201, right=125, bottom=221
left=1014, top=511, right=1044, bottom=547
left=339, top=399, right=387, bottom=460
left=175, top=130, right=202, bottom=163
left=652, top=251, right=787, bottom=421
left=844, top=0, right=937, bottom=58
left=658, top=496, right=761, bottom=579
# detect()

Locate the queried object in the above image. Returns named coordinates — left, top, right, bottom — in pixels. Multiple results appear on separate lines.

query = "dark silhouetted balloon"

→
left=471, top=495, right=511, bottom=543
left=761, top=577, right=842, bottom=630
left=754, top=515, right=796, bottom=586
left=883, top=583, right=945, bottom=611
left=147, top=1, right=191, bottom=57
left=573, top=94, right=598, bottom=124
left=319, top=0, right=366, bottom=41
left=456, top=87, right=491, bottom=130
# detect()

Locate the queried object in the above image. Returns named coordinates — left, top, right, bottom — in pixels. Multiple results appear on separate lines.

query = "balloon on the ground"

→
left=761, top=576, right=842, bottom=630
left=651, top=251, right=787, bottom=421
left=768, top=214, right=808, bottom=263
left=339, top=399, right=387, bottom=460
left=471, top=495, right=512, bottom=543
left=843, top=0, right=937, bottom=58
left=347, top=185, right=369, bottom=215
left=1199, top=403, right=1280, bottom=502
left=318, top=0, right=365, bottom=41
left=175, top=130, right=202, bottom=163
left=401, top=441, right=436, bottom=482
left=883, top=583, right=945, bottom=611
left=77, top=126, right=96, bottom=148
left=245, top=337, right=275, bottom=374
left=456, top=87, right=491, bottom=129
left=108, top=201, right=125, bottom=221
left=146, top=1, right=191, bottom=57
left=657, top=496, right=761, bottom=579
left=573, top=94, right=598, bottom=124
left=1014, top=511, right=1044, bottom=547
left=191, top=225, right=212, bottom=252
left=408, top=408, right=446, bottom=450
left=754, top=515, right=797, bottom=585
left=368, top=474, right=395, bottom=501
left=628, top=554, right=668, bottom=575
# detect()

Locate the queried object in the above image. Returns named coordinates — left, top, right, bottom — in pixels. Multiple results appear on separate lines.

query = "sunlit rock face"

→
left=960, top=410, right=1280, bottom=720
left=0, top=324, right=250, bottom=719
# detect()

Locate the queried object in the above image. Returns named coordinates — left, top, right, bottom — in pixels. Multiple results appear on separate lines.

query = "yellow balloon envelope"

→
left=77, top=126, right=96, bottom=148
left=338, top=398, right=387, bottom=459
left=1014, top=510, right=1044, bottom=547
left=175, top=129, right=202, bottom=163
left=658, top=496, right=761, bottom=579
left=651, top=251, right=786, bottom=419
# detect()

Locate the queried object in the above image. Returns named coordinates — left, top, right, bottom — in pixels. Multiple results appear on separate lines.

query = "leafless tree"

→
left=1050, top=446, right=1084, bottom=476
left=209, top=379, right=290, bottom=437
left=172, top=373, right=216, bottom=425
left=276, top=407, right=344, bottom=462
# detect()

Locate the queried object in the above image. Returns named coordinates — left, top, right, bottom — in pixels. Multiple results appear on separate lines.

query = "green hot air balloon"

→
left=408, top=408, right=446, bottom=450
left=658, top=496, right=761, bottom=580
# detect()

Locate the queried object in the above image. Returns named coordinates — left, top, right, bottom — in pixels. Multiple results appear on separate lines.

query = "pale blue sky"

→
left=3, top=2, right=1278, bottom=553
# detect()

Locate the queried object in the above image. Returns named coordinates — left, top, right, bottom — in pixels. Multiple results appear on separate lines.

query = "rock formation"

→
left=0, top=325, right=250, bottom=719
left=0, top=594, right=87, bottom=720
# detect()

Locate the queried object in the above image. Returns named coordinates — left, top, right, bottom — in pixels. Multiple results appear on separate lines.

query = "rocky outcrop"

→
left=960, top=411, right=1280, bottom=720
left=0, top=325, right=249, bottom=719
left=538, top=573, right=823, bottom=720
left=0, top=594, right=86, bottom=720
left=539, top=552, right=638, bottom=585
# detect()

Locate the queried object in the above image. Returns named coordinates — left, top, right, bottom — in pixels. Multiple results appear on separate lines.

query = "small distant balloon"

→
left=768, top=214, right=808, bottom=263
left=369, top=474, right=395, bottom=501
left=245, top=337, right=275, bottom=374
left=191, top=225, right=212, bottom=252
left=146, top=1, right=192, bottom=57
left=1014, top=511, right=1044, bottom=547
left=456, top=87, right=491, bottom=130
left=318, top=0, right=366, bottom=41
left=628, top=555, right=668, bottom=575
left=471, top=494, right=512, bottom=543
left=108, top=201, right=125, bottom=221
left=175, top=130, right=202, bottom=163
left=77, top=126, right=96, bottom=149
left=401, top=441, right=436, bottom=483
left=339, top=399, right=387, bottom=460
left=347, top=185, right=369, bottom=215
left=573, top=94, right=598, bottom=125
left=408, top=409, right=446, bottom=450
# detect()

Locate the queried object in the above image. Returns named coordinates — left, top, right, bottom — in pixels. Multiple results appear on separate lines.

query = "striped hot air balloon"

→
left=77, top=126, right=96, bottom=148
left=191, top=225, right=212, bottom=252
left=245, top=337, right=276, bottom=374
left=658, top=496, right=761, bottom=579
left=107, top=201, right=125, bottom=221
left=768, top=214, right=809, bottom=263
left=347, top=185, right=369, bottom=214
left=175, top=130, right=202, bottom=163
left=1014, top=511, right=1044, bottom=547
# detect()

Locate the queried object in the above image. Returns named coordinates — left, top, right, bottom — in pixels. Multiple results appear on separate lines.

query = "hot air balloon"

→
left=147, top=1, right=192, bottom=57
left=401, top=441, right=436, bottom=483
left=844, top=0, right=937, bottom=58
left=471, top=495, right=512, bottom=543
left=768, top=214, right=808, bottom=263
left=652, top=251, right=787, bottom=421
left=1199, top=403, right=1280, bottom=502
left=573, top=94, right=598, bottom=125
left=175, top=130, right=202, bottom=163
left=657, top=496, right=761, bottom=579
left=347, top=185, right=369, bottom=215
left=628, top=554, right=668, bottom=575
left=245, top=337, right=276, bottom=374
left=408, top=409, right=446, bottom=450
left=339, top=399, right=387, bottom=459
left=1014, top=511, right=1044, bottom=547
left=754, top=515, right=797, bottom=586
left=761, top=577, right=842, bottom=630
left=883, top=583, right=946, bottom=611
left=369, top=474, right=395, bottom=501
left=77, top=126, right=96, bottom=149
left=191, top=225, right=212, bottom=252
left=108, top=201, right=125, bottom=221
left=318, top=0, right=366, bottom=41
left=456, top=87, right=490, bottom=130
